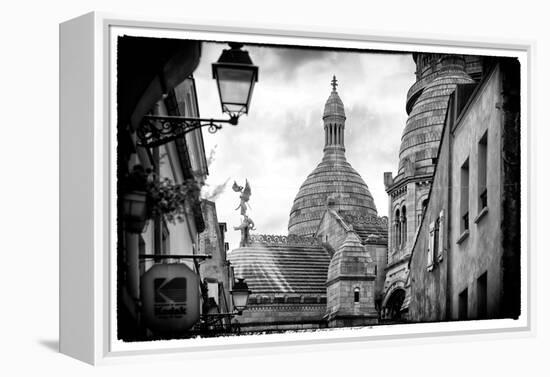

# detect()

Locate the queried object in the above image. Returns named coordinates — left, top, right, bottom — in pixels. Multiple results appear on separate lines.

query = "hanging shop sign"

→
left=141, top=263, right=200, bottom=334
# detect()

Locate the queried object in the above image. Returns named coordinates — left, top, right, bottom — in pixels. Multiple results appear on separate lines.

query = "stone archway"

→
left=381, top=281, right=407, bottom=322
left=384, top=288, right=406, bottom=321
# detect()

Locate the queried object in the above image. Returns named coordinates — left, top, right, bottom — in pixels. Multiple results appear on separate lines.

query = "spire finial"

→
left=331, top=75, right=338, bottom=92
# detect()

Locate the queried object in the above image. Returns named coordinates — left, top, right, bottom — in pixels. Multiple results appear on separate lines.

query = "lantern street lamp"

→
left=122, top=191, right=148, bottom=233
left=212, top=43, right=259, bottom=119
left=200, top=278, right=252, bottom=333
left=230, top=278, right=252, bottom=314
left=137, top=43, right=259, bottom=148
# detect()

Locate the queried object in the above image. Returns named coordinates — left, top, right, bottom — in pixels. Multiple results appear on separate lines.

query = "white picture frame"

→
left=59, top=12, right=534, bottom=365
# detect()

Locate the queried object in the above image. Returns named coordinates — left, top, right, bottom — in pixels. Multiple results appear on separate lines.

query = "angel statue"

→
left=233, top=179, right=255, bottom=247
left=234, top=215, right=256, bottom=247
left=232, top=179, right=251, bottom=216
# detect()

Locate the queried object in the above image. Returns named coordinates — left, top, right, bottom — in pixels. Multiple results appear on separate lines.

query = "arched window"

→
left=394, top=209, right=401, bottom=249
left=401, top=206, right=407, bottom=248
left=354, top=287, right=360, bottom=303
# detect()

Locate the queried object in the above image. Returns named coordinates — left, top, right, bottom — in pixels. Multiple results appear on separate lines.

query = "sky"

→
left=193, top=41, right=416, bottom=250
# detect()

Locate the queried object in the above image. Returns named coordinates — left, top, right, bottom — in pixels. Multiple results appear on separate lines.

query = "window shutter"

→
left=438, top=210, right=445, bottom=262
left=427, top=222, right=435, bottom=270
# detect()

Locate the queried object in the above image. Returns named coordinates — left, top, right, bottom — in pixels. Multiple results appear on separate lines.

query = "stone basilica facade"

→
left=229, top=54, right=486, bottom=331
left=229, top=78, right=388, bottom=331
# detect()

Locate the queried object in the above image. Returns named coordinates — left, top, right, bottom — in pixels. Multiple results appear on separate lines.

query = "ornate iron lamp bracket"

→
left=136, top=115, right=238, bottom=148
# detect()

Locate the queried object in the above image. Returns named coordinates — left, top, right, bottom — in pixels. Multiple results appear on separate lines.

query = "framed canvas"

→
left=59, top=12, right=534, bottom=365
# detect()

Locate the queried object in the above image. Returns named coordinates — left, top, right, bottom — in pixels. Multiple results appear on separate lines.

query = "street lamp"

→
left=199, top=278, right=251, bottom=334
left=136, top=43, right=259, bottom=148
left=230, top=278, right=252, bottom=314
left=122, top=191, right=148, bottom=233
left=212, top=43, right=259, bottom=119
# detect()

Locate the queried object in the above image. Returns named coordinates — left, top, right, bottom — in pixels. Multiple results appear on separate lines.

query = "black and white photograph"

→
left=116, top=35, right=521, bottom=342
left=4, top=0, right=549, bottom=373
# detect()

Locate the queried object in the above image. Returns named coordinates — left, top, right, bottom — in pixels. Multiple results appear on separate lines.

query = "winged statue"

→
left=233, top=179, right=255, bottom=246
left=232, top=181, right=243, bottom=192
left=233, top=179, right=251, bottom=216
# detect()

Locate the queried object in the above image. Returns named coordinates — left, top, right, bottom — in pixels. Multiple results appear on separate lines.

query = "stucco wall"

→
left=408, top=94, right=452, bottom=322
left=198, top=201, right=231, bottom=311
left=449, top=66, right=503, bottom=320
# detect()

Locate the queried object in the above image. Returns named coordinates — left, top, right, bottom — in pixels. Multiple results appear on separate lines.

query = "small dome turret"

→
left=323, top=76, right=346, bottom=120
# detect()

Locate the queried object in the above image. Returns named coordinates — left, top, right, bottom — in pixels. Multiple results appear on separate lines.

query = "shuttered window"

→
left=438, top=210, right=445, bottom=262
left=427, top=222, right=435, bottom=271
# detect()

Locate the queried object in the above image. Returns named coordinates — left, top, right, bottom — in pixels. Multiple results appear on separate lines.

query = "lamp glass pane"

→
left=216, top=67, right=254, bottom=110
left=132, top=200, right=147, bottom=219
left=232, top=291, right=249, bottom=310
left=222, top=103, right=247, bottom=114
left=124, top=192, right=147, bottom=220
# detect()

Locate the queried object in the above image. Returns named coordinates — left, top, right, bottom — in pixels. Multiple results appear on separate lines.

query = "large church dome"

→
left=288, top=77, right=378, bottom=237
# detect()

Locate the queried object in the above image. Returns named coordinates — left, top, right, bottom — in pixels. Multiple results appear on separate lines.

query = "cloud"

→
left=202, top=178, right=230, bottom=202
left=275, top=108, right=323, bottom=161
left=256, top=45, right=337, bottom=82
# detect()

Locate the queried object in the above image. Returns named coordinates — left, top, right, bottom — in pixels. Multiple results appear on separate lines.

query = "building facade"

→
left=117, top=36, right=236, bottom=340
left=118, top=76, right=209, bottom=340
left=197, top=200, right=235, bottom=330
left=381, top=53, right=485, bottom=320
left=408, top=59, right=521, bottom=322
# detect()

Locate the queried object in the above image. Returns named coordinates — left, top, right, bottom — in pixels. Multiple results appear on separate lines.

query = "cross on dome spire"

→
left=331, top=75, right=338, bottom=92
left=323, top=75, right=346, bottom=152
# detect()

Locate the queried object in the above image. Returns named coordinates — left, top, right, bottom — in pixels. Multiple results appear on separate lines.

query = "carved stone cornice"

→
left=247, top=304, right=326, bottom=312
left=248, top=233, right=320, bottom=247
left=390, top=184, right=407, bottom=199
left=341, top=214, right=388, bottom=227
left=387, top=174, right=433, bottom=197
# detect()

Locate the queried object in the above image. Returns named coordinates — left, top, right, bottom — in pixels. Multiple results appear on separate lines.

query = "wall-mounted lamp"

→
left=137, top=43, right=259, bottom=148
left=200, top=278, right=251, bottom=333
left=230, top=278, right=252, bottom=314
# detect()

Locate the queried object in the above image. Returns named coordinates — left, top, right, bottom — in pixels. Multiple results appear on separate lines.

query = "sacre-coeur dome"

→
left=288, top=76, right=378, bottom=237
